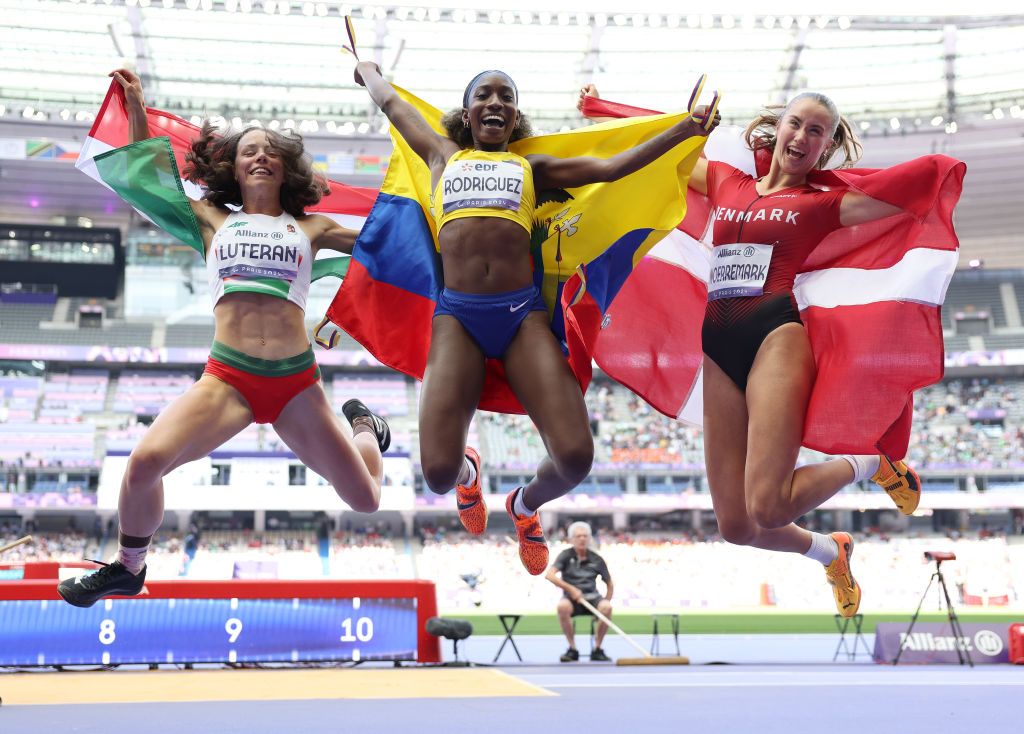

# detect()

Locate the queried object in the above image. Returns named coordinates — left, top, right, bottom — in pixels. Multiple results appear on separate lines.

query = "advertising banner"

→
left=874, top=622, right=1013, bottom=664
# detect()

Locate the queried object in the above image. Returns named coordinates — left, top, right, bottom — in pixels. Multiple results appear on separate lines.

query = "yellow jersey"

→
left=432, top=148, right=536, bottom=235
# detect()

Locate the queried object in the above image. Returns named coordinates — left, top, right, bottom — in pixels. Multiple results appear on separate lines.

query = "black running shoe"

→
left=57, top=561, right=146, bottom=608
left=342, top=399, right=391, bottom=453
left=559, top=647, right=580, bottom=663
left=590, top=647, right=612, bottom=662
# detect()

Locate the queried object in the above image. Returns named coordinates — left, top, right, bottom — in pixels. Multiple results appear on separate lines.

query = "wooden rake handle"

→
left=0, top=535, right=33, bottom=554
left=576, top=596, right=652, bottom=659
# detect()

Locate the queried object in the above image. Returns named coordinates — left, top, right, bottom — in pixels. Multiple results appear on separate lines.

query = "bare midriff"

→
left=437, top=216, right=533, bottom=294
left=212, top=292, right=309, bottom=359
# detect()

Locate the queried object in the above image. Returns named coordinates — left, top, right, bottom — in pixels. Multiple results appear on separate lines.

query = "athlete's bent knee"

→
left=347, top=497, right=380, bottom=514
left=717, top=515, right=757, bottom=546
left=124, top=447, right=174, bottom=490
left=746, top=496, right=795, bottom=530
left=551, top=441, right=594, bottom=485
left=420, top=458, right=463, bottom=495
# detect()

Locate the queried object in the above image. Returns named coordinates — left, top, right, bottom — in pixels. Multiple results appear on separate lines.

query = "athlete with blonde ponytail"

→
left=581, top=87, right=931, bottom=617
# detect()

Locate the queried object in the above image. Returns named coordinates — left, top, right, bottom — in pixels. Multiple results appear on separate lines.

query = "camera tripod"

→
left=893, top=554, right=973, bottom=666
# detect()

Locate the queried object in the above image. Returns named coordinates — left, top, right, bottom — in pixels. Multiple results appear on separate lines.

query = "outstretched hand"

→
left=577, top=83, right=600, bottom=112
left=109, top=68, right=145, bottom=108
left=353, top=60, right=383, bottom=87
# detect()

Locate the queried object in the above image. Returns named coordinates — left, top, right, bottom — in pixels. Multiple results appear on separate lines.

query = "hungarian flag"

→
left=581, top=96, right=966, bottom=459
left=323, top=87, right=707, bottom=414
left=74, top=80, right=376, bottom=281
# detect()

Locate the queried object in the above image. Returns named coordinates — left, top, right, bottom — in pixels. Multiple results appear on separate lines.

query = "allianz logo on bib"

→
left=717, top=246, right=759, bottom=258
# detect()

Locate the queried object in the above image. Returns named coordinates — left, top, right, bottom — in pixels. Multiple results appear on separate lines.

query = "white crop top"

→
left=207, top=211, right=312, bottom=311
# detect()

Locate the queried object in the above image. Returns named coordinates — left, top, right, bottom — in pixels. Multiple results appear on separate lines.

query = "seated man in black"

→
left=545, top=521, right=614, bottom=662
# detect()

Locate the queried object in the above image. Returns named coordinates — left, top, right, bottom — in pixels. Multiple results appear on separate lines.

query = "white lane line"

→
left=536, top=675, right=1024, bottom=687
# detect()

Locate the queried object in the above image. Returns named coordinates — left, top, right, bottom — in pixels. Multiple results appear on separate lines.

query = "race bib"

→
left=441, top=158, right=524, bottom=214
left=215, top=227, right=302, bottom=282
left=707, top=243, right=774, bottom=300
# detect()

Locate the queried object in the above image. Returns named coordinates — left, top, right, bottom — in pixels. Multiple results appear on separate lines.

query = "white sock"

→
left=804, top=532, right=839, bottom=566
left=457, top=456, right=477, bottom=488
left=513, top=487, right=536, bottom=517
left=842, top=454, right=880, bottom=483
left=118, top=544, right=149, bottom=575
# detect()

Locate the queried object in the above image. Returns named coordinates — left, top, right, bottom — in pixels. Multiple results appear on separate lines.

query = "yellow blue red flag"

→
left=326, top=87, right=706, bottom=413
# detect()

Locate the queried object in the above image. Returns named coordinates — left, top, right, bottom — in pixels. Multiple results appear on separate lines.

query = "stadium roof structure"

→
left=1, top=1, right=1023, bottom=265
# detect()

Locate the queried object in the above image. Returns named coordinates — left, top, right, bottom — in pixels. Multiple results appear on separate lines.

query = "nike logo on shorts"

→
left=509, top=299, right=530, bottom=312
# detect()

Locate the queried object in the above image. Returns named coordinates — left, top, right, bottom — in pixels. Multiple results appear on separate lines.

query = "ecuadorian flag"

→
left=324, top=87, right=706, bottom=413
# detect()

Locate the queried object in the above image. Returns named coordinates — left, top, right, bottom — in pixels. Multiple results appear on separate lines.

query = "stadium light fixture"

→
left=931, top=115, right=943, bottom=126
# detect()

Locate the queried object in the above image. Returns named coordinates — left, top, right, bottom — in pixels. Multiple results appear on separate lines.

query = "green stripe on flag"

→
left=93, top=137, right=204, bottom=257
left=311, top=255, right=349, bottom=282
